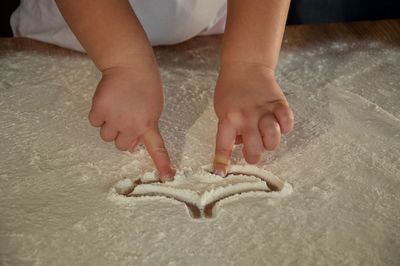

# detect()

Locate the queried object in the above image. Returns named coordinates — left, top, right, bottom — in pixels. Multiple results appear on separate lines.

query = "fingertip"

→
left=213, top=169, right=227, bottom=177
left=160, top=176, right=174, bottom=182
left=100, top=124, right=118, bottom=142
left=263, top=137, right=280, bottom=151
left=259, top=115, right=281, bottom=151
left=159, top=165, right=176, bottom=182
left=243, top=149, right=261, bottom=164
left=213, top=165, right=228, bottom=177
left=88, top=110, right=104, bottom=127
left=213, top=154, right=231, bottom=177
left=241, top=125, right=263, bottom=165
left=274, top=105, right=294, bottom=134
left=115, top=142, right=129, bottom=151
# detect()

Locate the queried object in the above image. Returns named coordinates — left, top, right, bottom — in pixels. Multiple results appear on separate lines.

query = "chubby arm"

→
left=55, top=0, right=153, bottom=70
left=213, top=0, right=293, bottom=175
left=221, top=0, right=290, bottom=69
left=56, top=0, right=175, bottom=180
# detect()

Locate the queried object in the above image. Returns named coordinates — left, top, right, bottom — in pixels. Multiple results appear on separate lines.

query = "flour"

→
left=114, top=178, right=134, bottom=195
left=111, top=165, right=292, bottom=217
left=1, top=39, right=399, bottom=265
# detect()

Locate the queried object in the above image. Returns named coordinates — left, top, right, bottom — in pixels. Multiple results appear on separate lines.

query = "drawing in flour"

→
left=113, top=165, right=293, bottom=218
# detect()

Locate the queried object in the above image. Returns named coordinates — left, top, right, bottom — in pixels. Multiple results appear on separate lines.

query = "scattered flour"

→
left=1, top=39, right=399, bottom=265
left=114, top=178, right=134, bottom=195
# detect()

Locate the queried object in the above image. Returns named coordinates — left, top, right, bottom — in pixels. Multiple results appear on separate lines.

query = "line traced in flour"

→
left=115, top=166, right=292, bottom=219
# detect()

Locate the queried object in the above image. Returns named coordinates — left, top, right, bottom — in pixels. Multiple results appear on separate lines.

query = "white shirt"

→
left=11, top=0, right=227, bottom=52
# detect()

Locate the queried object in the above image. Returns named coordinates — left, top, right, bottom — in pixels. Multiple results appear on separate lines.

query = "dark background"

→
left=1, top=0, right=400, bottom=37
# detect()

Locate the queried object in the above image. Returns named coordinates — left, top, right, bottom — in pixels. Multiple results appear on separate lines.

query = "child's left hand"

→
left=213, top=62, right=294, bottom=176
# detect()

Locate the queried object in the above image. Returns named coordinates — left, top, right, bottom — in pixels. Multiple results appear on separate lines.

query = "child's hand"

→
left=88, top=60, right=175, bottom=181
left=213, top=62, right=294, bottom=176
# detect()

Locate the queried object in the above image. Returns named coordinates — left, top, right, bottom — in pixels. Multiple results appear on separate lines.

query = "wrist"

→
left=219, top=60, right=276, bottom=78
left=100, top=53, right=159, bottom=76
left=98, top=50, right=157, bottom=73
left=220, top=48, right=277, bottom=71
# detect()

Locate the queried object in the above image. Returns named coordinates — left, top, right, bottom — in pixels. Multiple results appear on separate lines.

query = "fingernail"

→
left=213, top=155, right=230, bottom=176
left=159, top=167, right=176, bottom=182
left=213, top=169, right=227, bottom=177
left=160, top=175, right=174, bottom=182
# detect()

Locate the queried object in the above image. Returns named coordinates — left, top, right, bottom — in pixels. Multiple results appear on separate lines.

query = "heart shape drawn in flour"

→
left=112, top=165, right=293, bottom=219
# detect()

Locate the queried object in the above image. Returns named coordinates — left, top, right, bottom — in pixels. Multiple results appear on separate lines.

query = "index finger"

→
left=142, top=127, right=175, bottom=181
left=213, top=120, right=237, bottom=176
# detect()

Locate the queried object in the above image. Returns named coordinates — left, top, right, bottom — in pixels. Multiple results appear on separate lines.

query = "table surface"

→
left=1, top=19, right=399, bottom=265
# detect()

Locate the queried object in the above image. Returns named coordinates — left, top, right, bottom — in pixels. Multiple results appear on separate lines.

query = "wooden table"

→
left=1, top=19, right=399, bottom=56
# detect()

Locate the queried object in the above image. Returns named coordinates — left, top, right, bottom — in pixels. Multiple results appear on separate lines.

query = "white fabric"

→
left=11, top=0, right=227, bottom=52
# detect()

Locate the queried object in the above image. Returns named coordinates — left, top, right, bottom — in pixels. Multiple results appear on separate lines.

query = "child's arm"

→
left=56, top=0, right=175, bottom=180
left=213, top=0, right=294, bottom=175
left=221, top=0, right=290, bottom=70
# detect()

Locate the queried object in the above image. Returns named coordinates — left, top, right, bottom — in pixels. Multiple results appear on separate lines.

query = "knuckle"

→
left=260, top=118, right=279, bottom=132
left=274, top=106, right=294, bottom=134
left=91, top=96, right=108, bottom=111
left=222, top=111, right=244, bottom=126
left=121, top=120, right=137, bottom=132
left=216, top=146, right=232, bottom=156
left=275, top=105, right=294, bottom=121
left=152, top=147, right=167, bottom=154
left=241, top=108, right=257, bottom=118
left=145, top=119, right=158, bottom=129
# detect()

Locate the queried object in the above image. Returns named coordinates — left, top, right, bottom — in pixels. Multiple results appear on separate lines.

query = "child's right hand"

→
left=88, top=59, right=175, bottom=181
